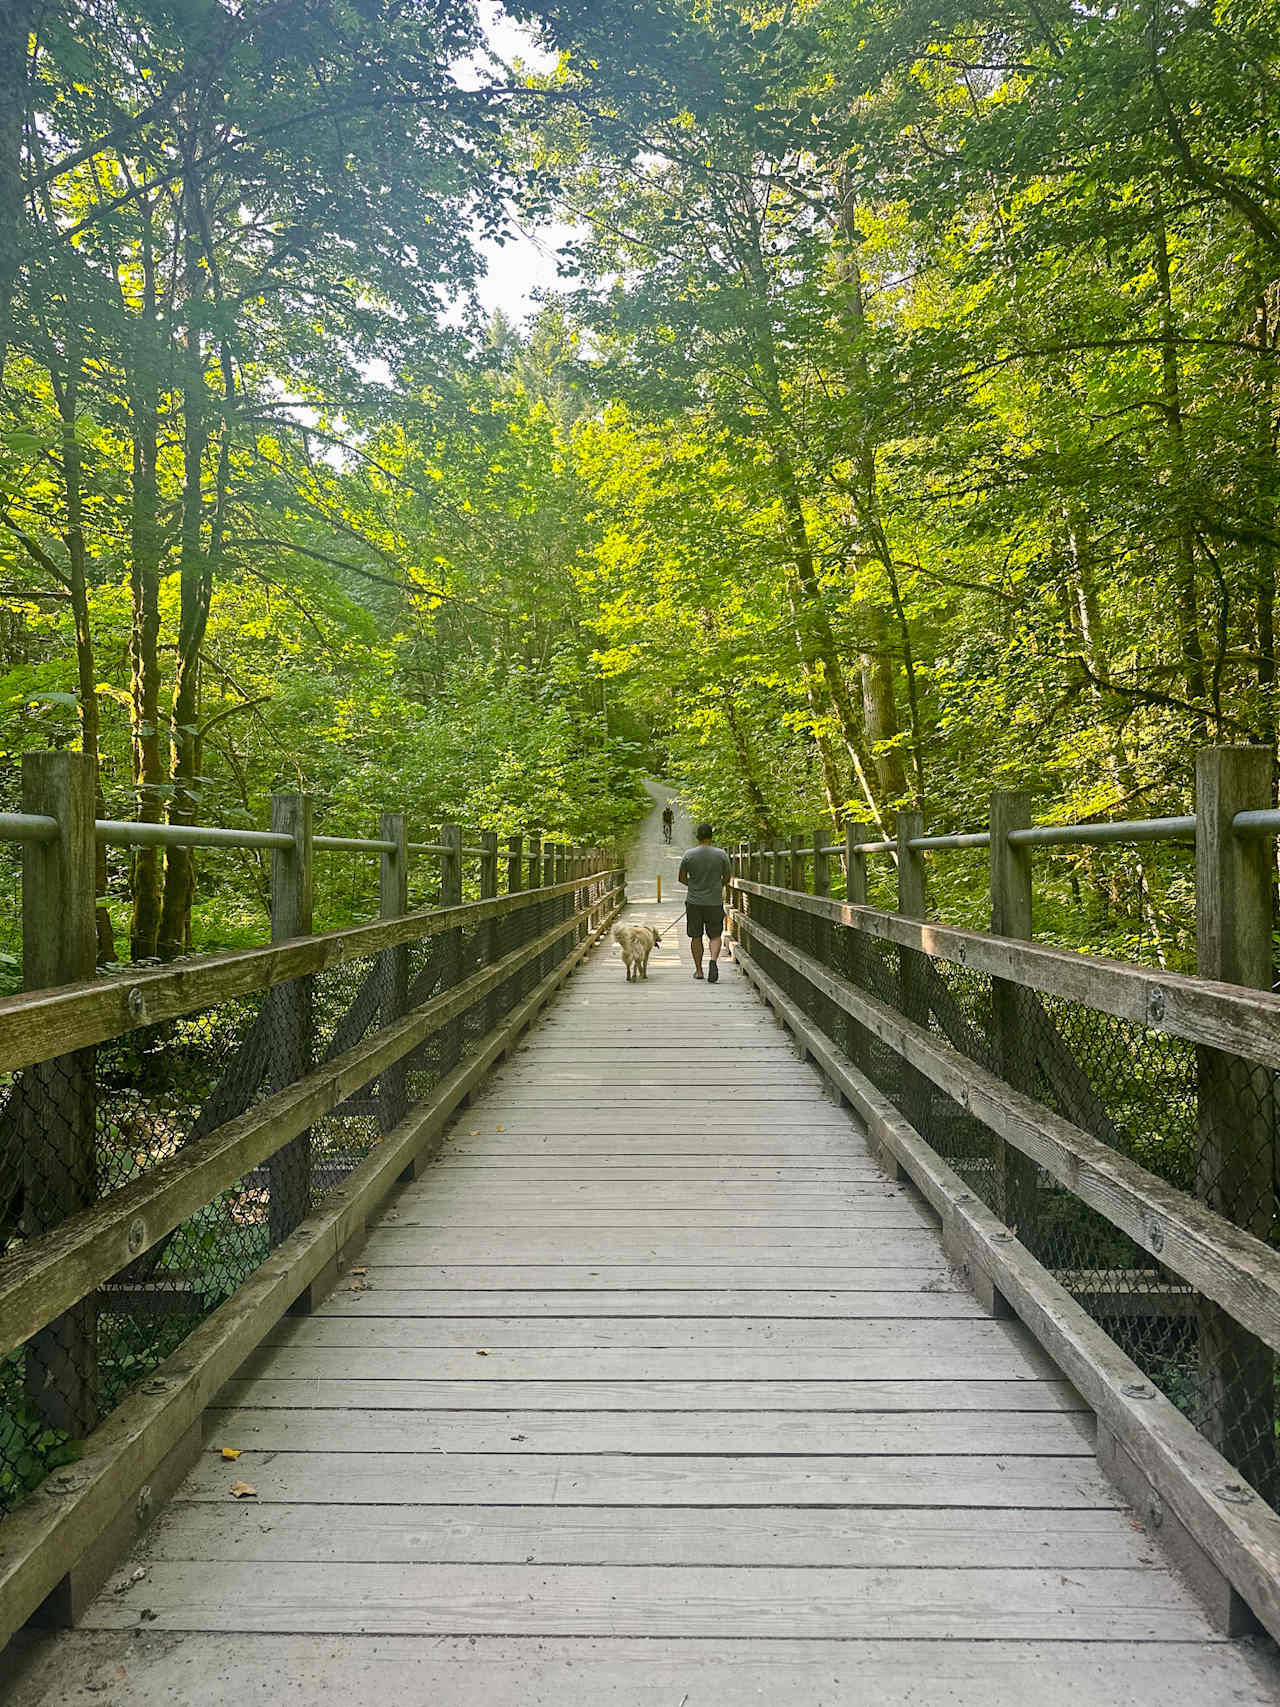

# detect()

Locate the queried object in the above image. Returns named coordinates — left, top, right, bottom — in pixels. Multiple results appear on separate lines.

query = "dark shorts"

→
left=686, top=904, right=725, bottom=941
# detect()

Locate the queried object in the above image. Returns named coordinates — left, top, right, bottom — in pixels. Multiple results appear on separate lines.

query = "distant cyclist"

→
left=662, top=803, right=674, bottom=843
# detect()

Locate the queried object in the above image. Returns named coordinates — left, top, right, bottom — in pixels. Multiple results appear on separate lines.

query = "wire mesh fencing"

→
left=735, top=881, right=1279, bottom=1512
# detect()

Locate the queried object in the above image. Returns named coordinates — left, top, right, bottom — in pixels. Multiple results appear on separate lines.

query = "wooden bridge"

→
left=4, top=767, right=1280, bottom=1703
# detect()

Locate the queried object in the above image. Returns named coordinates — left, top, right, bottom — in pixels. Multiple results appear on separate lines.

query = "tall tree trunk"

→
left=718, top=690, right=778, bottom=838
left=858, top=594, right=909, bottom=804
left=56, top=332, right=116, bottom=962
left=1250, top=290, right=1278, bottom=764
left=157, top=161, right=212, bottom=960
left=1153, top=215, right=1207, bottom=728
left=732, top=192, right=885, bottom=830
left=774, top=448, right=886, bottom=828
left=1066, top=514, right=1170, bottom=965
left=0, top=2, right=31, bottom=387
left=128, top=194, right=166, bottom=960
left=835, top=170, right=922, bottom=804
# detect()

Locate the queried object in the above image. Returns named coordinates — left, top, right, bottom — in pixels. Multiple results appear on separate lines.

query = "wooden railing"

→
left=728, top=746, right=1280, bottom=1645
left=0, top=751, right=624, bottom=1641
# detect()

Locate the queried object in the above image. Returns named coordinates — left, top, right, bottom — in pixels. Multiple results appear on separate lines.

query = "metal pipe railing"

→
left=93, top=819, right=294, bottom=852
left=0, top=812, right=57, bottom=844
left=313, top=834, right=398, bottom=854
left=906, top=831, right=992, bottom=852
left=1006, top=815, right=1196, bottom=849
left=0, top=816, right=585, bottom=862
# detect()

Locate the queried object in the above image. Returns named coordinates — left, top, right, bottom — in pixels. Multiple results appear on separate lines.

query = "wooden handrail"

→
left=0, top=869, right=622, bottom=1075
left=729, top=876, right=1280, bottom=1073
left=732, top=906, right=1280, bottom=1358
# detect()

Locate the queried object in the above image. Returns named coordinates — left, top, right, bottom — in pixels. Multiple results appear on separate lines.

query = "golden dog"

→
left=613, top=923, right=662, bottom=982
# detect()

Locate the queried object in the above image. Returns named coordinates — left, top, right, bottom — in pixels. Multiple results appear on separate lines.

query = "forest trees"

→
left=500, top=0, right=1280, bottom=961
left=7, top=0, right=1280, bottom=974
left=0, top=0, right=645, bottom=974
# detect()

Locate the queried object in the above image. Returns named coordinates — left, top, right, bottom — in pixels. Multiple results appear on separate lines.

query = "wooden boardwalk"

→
left=11, top=796, right=1280, bottom=1703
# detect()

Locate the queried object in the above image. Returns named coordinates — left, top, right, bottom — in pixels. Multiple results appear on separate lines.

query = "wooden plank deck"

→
left=10, top=788, right=1280, bottom=1704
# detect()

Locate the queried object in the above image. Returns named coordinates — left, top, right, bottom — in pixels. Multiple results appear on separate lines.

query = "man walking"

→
left=678, top=821, right=732, bottom=984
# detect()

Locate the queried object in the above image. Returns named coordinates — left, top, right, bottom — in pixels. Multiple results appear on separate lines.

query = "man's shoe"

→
left=707, top=961, right=719, bottom=984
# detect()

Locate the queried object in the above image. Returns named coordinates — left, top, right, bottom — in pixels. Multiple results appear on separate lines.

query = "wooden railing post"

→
left=812, top=826, right=830, bottom=899
left=896, top=810, right=930, bottom=1134
left=789, top=832, right=804, bottom=894
left=1195, top=746, right=1276, bottom=1502
left=527, top=834, right=542, bottom=893
left=376, top=810, right=410, bottom=1136
left=844, top=822, right=871, bottom=1075
left=21, top=750, right=98, bottom=1436
left=507, top=834, right=523, bottom=895
left=268, top=791, right=314, bottom=1248
left=438, top=824, right=463, bottom=1074
left=480, top=830, right=501, bottom=1027
left=989, top=790, right=1039, bottom=1232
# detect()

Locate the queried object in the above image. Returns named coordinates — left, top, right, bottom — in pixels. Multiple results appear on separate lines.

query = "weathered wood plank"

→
left=312, top=1288, right=983, bottom=1319
left=79, top=1561, right=1200, bottom=1639
left=134, top=1501, right=1149, bottom=1567
left=14, top=1634, right=1276, bottom=1707
left=328, top=1263, right=953, bottom=1288
left=365, top=1210, right=934, bottom=1230
left=176, top=1450, right=1122, bottom=1508
left=261, top=1315, right=1036, bottom=1353
left=243, top=1346, right=1061, bottom=1382
left=341, top=1232, right=946, bottom=1265
left=215, top=1376, right=1086, bottom=1413
left=202, top=1405, right=1093, bottom=1455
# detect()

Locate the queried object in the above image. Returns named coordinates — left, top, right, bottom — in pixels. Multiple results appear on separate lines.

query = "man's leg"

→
left=689, top=916, right=705, bottom=978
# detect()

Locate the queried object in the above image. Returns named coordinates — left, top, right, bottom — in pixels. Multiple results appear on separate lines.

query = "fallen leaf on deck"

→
left=230, top=1480, right=258, bottom=1498
left=476, top=1349, right=489, bottom=1356
left=220, top=1447, right=241, bottom=1460
left=350, top=1267, right=368, bottom=1276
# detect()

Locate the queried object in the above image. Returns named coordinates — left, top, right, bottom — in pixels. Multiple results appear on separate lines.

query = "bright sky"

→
left=472, top=3, right=572, bottom=327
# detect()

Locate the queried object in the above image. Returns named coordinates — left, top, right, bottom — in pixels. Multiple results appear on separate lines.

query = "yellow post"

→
left=656, top=874, right=662, bottom=904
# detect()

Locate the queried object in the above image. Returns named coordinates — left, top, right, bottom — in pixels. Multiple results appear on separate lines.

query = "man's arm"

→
left=678, top=859, right=689, bottom=886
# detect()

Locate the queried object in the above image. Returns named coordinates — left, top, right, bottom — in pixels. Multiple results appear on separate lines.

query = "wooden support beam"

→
left=506, top=834, right=523, bottom=895
left=21, top=750, right=98, bottom=1437
left=1195, top=747, right=1277, bottom=1504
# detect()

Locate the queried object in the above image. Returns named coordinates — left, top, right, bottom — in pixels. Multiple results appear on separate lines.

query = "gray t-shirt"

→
left=679, top=844, right=731, bottom=907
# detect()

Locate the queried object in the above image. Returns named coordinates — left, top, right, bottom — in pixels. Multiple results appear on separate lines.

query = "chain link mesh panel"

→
left=735, top=880, right=1280, bottom=1511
